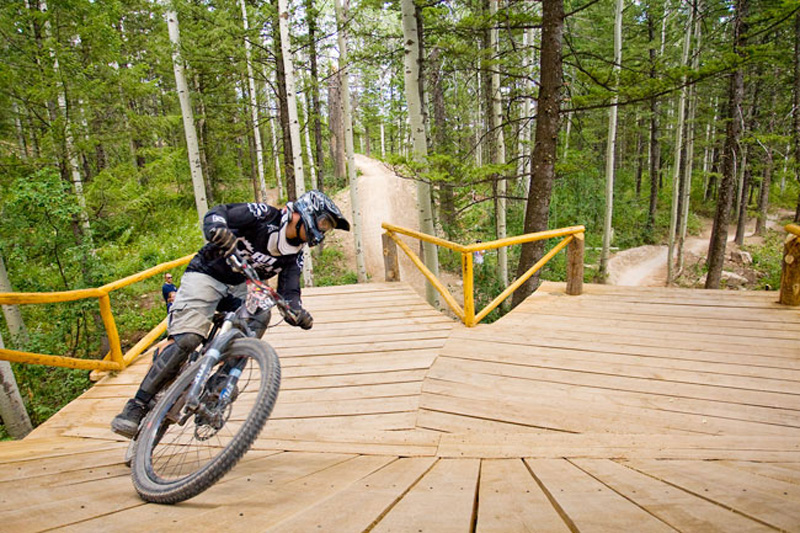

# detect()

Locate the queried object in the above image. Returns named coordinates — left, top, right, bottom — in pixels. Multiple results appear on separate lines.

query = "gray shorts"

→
left=168, top=272, right=246, bottom=338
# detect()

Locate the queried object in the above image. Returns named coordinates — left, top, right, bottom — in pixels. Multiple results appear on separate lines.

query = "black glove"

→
left=285, top=308, right=313, bottom=330
left=209, top=226, right=237, bottom=256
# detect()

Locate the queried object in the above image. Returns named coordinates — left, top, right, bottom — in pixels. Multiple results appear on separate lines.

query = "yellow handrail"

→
left=382, top=223, right=585, bottom=326
left=0, top=254, right=194, bottom=372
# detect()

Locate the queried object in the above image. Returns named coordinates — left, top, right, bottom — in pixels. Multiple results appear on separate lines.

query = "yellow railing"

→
left=381, top=223, right=585, bottom=326
left=0, top=254, right=194, bottom=372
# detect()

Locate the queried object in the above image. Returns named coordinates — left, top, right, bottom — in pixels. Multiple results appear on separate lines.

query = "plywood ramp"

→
left=2, top=282, right=799, bottom=532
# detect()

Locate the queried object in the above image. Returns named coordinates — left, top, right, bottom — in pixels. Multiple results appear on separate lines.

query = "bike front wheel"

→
left=131, top=338, right=281, bottom=504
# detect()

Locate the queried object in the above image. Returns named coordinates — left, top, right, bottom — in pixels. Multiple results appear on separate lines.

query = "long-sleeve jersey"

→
left=185, top=203, right=304, bottom=308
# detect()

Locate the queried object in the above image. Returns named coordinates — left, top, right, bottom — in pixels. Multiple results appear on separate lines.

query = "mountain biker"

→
left=111, top=190, right=350, bottom=438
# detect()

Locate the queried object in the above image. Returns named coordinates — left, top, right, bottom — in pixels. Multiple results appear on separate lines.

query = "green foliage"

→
left=312, top=247, right=359, bottom=286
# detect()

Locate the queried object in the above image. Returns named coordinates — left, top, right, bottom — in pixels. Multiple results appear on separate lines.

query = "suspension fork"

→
left=185, top=324, right=244, bottom=411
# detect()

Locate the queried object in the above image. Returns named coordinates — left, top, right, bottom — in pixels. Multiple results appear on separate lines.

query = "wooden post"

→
left=382, top=233, right=400, bottom=282
left=779, top=228, right=800, bottom=305
left=566, top=232, right=584, bottom=295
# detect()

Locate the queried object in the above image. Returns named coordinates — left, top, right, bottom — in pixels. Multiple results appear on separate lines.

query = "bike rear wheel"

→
left=131, top=338, right=280, bottom=504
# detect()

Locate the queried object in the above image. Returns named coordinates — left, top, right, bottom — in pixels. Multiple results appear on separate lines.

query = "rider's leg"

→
left=111, top=333, right=203, bottom=439
left=111, top=272, right=232, bottom=439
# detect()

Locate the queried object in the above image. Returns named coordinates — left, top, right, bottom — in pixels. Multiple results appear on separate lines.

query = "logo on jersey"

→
left=247, top=203, right=270, bottom=219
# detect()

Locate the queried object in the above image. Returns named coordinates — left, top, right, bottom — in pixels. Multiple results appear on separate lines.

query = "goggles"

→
left=316, top=213, right=336, bottom=233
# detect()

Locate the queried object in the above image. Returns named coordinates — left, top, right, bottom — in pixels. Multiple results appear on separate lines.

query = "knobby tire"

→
left=131, top=338, right=280, bottom=504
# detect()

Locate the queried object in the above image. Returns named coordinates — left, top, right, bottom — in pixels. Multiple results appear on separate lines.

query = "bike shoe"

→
left=111, top=399, right=148, bottom=439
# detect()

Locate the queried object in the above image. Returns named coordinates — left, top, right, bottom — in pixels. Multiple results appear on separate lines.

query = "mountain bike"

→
left=128, top=251, right=293, bottom=504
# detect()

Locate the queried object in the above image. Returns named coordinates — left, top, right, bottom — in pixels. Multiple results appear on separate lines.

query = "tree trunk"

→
left=401, top=0, right=439, bottom=306
left=278, top=0, right=313, bottom=285
left=41, top=1, right=94, bottom=249
left=305, top=0, right=325, bottom=194
left=273, top=7, right=296, bottom=201
left=512, top=0, right=564, bottom=307
left=646, top=6, right=662, bottom=237
left=429, top=48, right=455, bottom=239
left=240, top=0, right=267, bottom=202
left=678, top=3, right=702, bottom=273
left=794, top=11, right=800, bottom=222
left=166, top=8, right=208, bottom=223
left=0, top=254, right=29, bottom=346
left=328, top=69, right=347, bottom=182
left=334, top=0, right=367, bottom=283
left=667, top=8, right=694, bottom=284
left=599, top=0, right=623, bottom=283
left=490, top=0, right=508, bottom=289
left=0, top=340, right=32, bottom=440
left=706, top=0, right=748, bottom=289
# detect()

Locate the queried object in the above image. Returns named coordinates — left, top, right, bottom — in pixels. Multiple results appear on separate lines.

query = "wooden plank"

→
left=476, top=459, right=570, bottom=533
left=525, top=458, right=674, bottom=532
left=573, top=459, right=776, bottom=532
left=251, top=429, right=439, bottom=456
left=499, top=314, right=800, bottom=353
left=428, top=354, right=800, bottom=415
left=624, top=459, right=800, bottom=531
left=280, top=351, right=438, bottom=377
left=513, top=303, right=800, bottom=339
left=56, top=452, right=356, bottom=532
left=277, top=381, right=422, bottom=404
left=721, top=460, right=800, bottom=486
left=438, top=433, right=800, bottom=461
left=152, top=455, right=396, bottom=533
left=424, top=358, right=800, bottom=430
left=421, top=370, right=800, bottom=437
left=264, top=457, right=436, bottom=533
left=370, top=458, right=480, bottom=533
left=444, top=332, right=800, bottom=383
left=415, top=409, right=548, bottom=435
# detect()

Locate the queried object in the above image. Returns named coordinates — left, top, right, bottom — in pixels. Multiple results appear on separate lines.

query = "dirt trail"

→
left=606, top=213, right=787, bottom=287
left=328, top=154, right=464, bottom=304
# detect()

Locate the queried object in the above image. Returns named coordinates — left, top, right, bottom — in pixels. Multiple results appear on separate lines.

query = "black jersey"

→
left=186, top=203, right=304, bottom=308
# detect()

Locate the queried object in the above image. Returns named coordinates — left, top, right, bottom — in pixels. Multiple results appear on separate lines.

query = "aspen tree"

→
left=401, top=0, right=439, bottom=306
left=239, top=0, right=268, bottom=202
left=166, top=7, right=208, bottom=223
left=334, top=0, right=367, bottom=283
left=277, top=0, right=313, bottom=285
left=667, top=6, right=694, bottom=284
left=490, top=0, right=508, bottom=289
left=599, top=0, right=623, bottom=282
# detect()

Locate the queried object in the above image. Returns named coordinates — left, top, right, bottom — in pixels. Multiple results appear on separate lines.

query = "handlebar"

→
left=226, top=251, right=299, bottom=322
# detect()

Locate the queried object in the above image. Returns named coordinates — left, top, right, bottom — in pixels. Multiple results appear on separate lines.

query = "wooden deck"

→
left=1, top=281, right=799, bottom=532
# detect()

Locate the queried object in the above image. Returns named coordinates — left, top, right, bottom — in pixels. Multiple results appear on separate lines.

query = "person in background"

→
left=473, top=240, right=485, bottom=266
left=161, top=273, right=177, bottom=312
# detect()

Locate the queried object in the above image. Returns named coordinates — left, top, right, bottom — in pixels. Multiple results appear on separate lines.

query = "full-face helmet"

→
left=291, top=190, right=350, bottom=246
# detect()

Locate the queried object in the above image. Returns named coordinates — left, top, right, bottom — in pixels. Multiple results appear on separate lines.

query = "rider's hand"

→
left=285, top=308, right=313, bottom=330
left=209, top=227, right=237, bottom=256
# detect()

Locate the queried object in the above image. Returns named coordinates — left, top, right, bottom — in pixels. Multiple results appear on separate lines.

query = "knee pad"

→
left=139, top=333, right=204, bottom=397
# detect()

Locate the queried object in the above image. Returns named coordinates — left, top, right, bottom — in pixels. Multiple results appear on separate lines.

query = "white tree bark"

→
left=41, top=1, right=93, bottom=246
left=334, top=0, right=367, bottom=283
left=401, top=0, right=439, bottom=305
left=301, top=91, right=318, bottom=189
left=278, top=0, right=313, bottom=285
left=166, top=8, right=208, bottom=224
left=667, top=8, right=694, bottom=284
left=0, top=254, right=29, bottom=346
left=0, top=332, right=33, bottom=440
left=599, top=0, right=624, bottom=282
left=490, top=0, right=508, bottom=289
left=678, top=5, right=702, bottom=271
left=239, top=0, right=268, bottom=202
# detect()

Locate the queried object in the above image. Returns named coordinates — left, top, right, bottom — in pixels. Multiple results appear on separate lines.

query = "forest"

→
left=0, top=0, right=798, bottom=436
